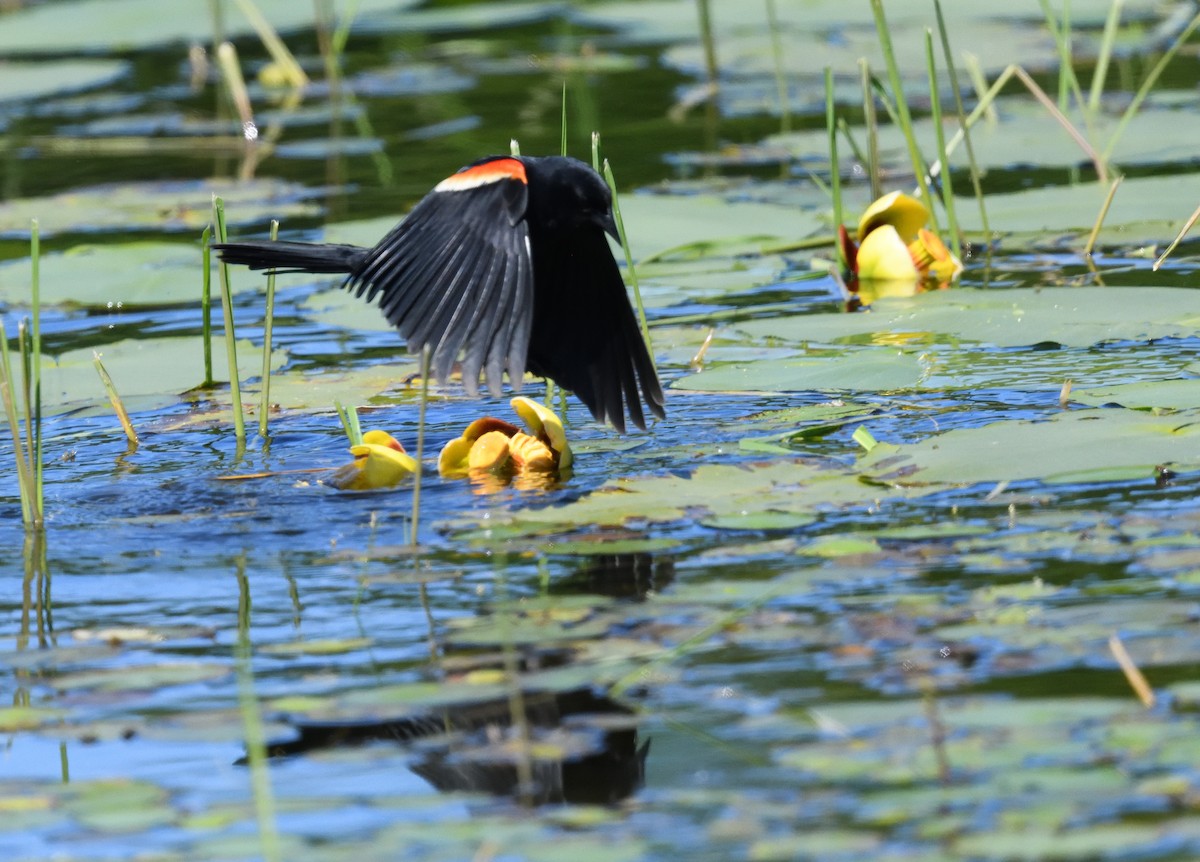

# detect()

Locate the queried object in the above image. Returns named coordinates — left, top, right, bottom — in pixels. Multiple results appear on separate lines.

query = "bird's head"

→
left=526, top=156, right=620, bottom=241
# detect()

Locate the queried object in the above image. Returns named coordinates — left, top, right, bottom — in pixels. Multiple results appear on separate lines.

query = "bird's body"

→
left=214, top=155, right=664, bottom=433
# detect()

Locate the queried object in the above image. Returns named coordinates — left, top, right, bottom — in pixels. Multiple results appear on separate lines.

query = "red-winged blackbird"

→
left=214, top=155, right=665, bottom=433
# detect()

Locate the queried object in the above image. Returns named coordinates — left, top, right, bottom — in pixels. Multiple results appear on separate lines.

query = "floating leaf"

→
left=0, top=178, right=319, bottom=237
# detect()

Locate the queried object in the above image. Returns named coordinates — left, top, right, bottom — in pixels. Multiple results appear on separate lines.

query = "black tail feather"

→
left=212, top=241, right=368, bottom=275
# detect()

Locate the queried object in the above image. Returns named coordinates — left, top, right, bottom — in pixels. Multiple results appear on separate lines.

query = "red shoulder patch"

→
left=434, top=158, right=528, bottom=193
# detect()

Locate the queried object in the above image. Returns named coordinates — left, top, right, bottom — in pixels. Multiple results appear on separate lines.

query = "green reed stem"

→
left=1037, top=0, right=1083, bottom=111
left=560, top=80, right=568, bottom=156
left=824, top=67, right=844, bottom=269
left=93, top=352, right=139, bottom=447
left=859, top=59, right=881, bottom=201
left=602, top=159, right=653, bottom=359
left=1088, top=0, right=1124, bottom=113
left=201, top=225, right=214, bottom=387
left=411, top=346, right=429, bottom=547
left=1084, top=174, right=1123, bottom=256
left=258, top=219, right=278, bottom=439
left=591, top=130, right=600, bottom=172
left=764, top=0, right=791, bottom=133
left=330, top=0, right=361, bottom=58
left=868, top=0, right=939, bottom=230
left=335, top=400, right=362, bottom=446
left=0, top=322, right=33, bottom=527
left=1100, top=8, right=1200, bottom=164
left=934, top=0, right=991, bottom=247
left=925, top=31, right=961, bottom=258
left=18, top=321, right=39, bottom=526
left=233, top=555, right=282, bottom=862
left=213, top=196, right=245, bottom=446
left=29, top=219, right=42, bottom=519
left=509, top=138, right=520, bottom=157
left=1152, top=200, right=1200, bottom=271
left=232, top=0, right=308, bottom=87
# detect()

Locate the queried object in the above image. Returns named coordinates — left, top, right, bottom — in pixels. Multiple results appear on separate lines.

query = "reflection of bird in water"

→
left=261, top=687, right=648, bottom=806
left=215, top=155, right=664, bottom=433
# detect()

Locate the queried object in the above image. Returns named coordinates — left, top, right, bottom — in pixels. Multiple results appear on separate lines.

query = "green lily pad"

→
left=0, top=178, right=320, bottom=237
left=618, top=192, right=825, bottom=261
left=0, top=59, right=127, bottom=102
left=733, top=287, right=1200, bottom=351
left=675, top=347, right=926, bottom=393
left=42, top=336, right=286, bottom=415
left=51, top=662, right=230, bottom=692
left=0, top=241, right=260, bottom=308
left=859, top=408, right=1200, bottom=486
left=0, top=0, right=419, bottom=54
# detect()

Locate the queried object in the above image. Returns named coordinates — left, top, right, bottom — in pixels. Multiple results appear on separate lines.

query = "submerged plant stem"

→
left=234, top=556, right=283, bottom=862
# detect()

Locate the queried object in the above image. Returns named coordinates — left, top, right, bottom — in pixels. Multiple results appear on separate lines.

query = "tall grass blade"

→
left=212, top=196, right=246, bottom=447
left=335, top=400, right=362, bottom=446
left=824, top=68, right=844, bottom=270
left=201, top=225, right=214, bottom=387
left=29, top=219, right=42, bottom=519
left=1152, top=201, right=1200, bottom=271
left=410, top=346, right=429, bottom=547
left=601, top=159, right=653, bottom=359
left=232, top=0, right=309, bottom=88
left=0, top=322, right=33, bottom=527
left=591, top=130, right=600, bottom=172
left=509, top=138, right=520, bottom=157
left=764, top=0, right=791, bottom=134
left=1037, top=0, right=1086, bottom=111
left=1084, top=174, right=1123, bottom=256
left=330, top=0, right=361, bottom=58
left=560, top=80, right=568, bottom=157
left=18, top=321, right=39, bottom=526
left=868, top=0, right=939, bottom=229
left=924, top=31, right=961, bottom=258
left=93, top=352, right=139, bottom=448
left=859, top=59, right=881, bottom=201
left=933, top=0, right=991, bottom=247
left=233, top=555, right=283, bottom=862
left=258, top=219, right=279, bottom=439
left=1100, top=9, right=1200, bottom=164
left=215, top=41, right=256, bottom=135
left=1088, top=0, right=1125, bottom=113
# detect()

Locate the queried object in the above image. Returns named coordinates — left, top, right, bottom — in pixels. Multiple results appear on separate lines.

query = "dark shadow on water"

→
left=260, top=687, right=648, bottom=806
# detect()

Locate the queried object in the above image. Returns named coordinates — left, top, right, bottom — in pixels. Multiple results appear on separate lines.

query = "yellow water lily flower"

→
left=842, top=191, right=962, bottom=299
left=328, top=430, right=418, bottom=491
left=437, top=396, right=572, bottom=487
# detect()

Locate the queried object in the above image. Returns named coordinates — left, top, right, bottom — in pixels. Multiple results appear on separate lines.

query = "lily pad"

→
left=0, top=0, right=419, bottom=54
left=859, top=408, right=1200, bottom=487
left=0, top=241, right=259, bottom=308
left=43, top=335, right=286, bottom=415
left=0, top=59, right=128, bottom=102
left=0, top=178, right=320, bottom=237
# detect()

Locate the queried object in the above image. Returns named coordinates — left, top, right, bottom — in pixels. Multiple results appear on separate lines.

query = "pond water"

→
left=3, top=1, right=1200, bottom=860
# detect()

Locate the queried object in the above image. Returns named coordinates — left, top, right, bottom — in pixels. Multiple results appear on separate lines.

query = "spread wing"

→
left=347, top=157, right=534, bottom=396
left=525, top=226, right=665, bottom=434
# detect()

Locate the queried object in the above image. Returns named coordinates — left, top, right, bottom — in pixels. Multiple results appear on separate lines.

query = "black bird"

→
left=213, top=155, right=665, bottom=433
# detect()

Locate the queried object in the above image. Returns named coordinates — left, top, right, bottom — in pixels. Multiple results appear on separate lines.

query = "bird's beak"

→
left=601, top=212, right=621, bottom=244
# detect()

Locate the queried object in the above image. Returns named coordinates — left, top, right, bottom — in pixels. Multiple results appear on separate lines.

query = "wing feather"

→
left=525, top=227, right=664, bottom=433
left=343, top=168, right=532, bottom=394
